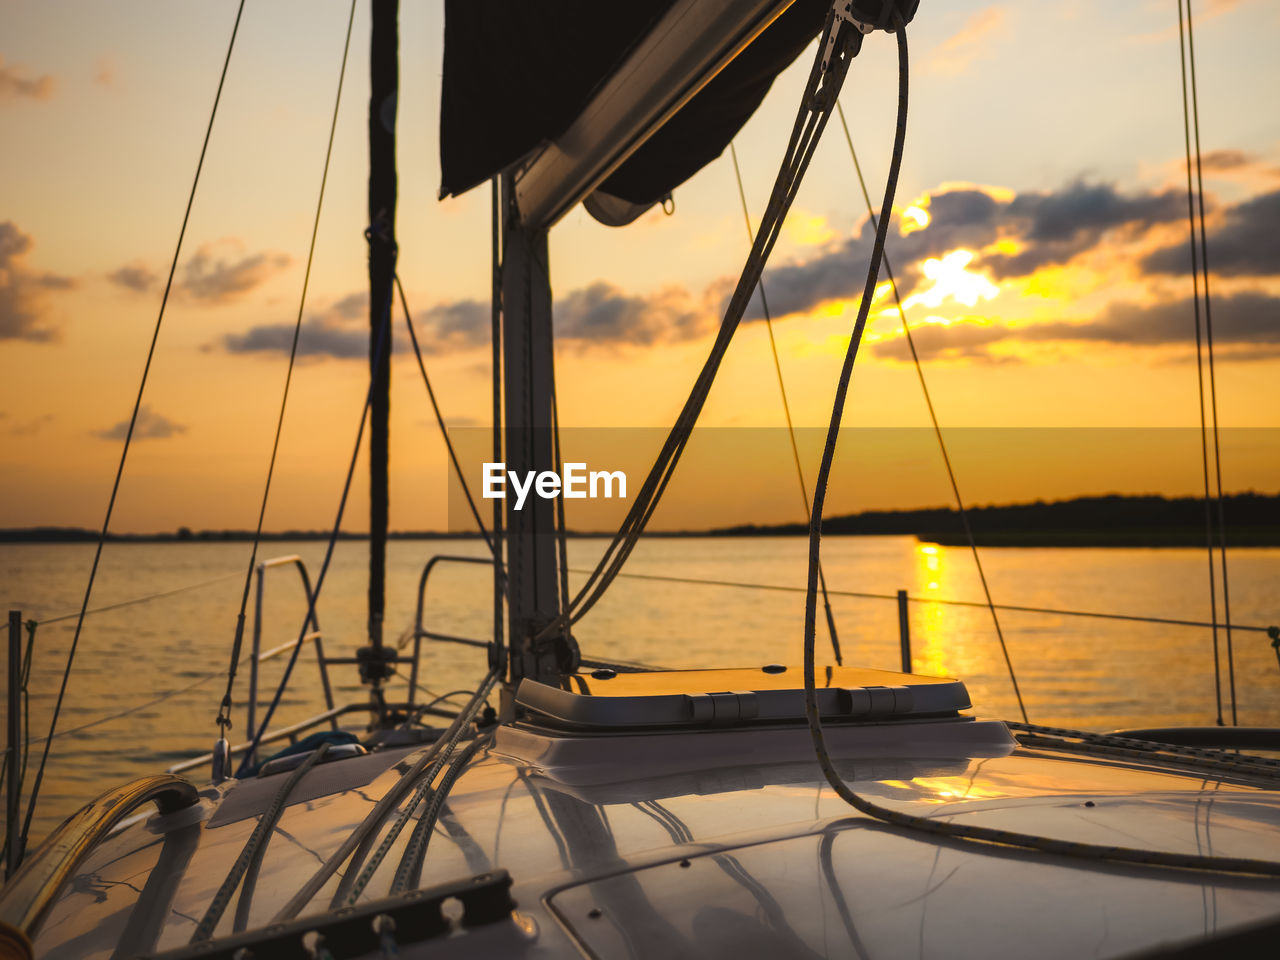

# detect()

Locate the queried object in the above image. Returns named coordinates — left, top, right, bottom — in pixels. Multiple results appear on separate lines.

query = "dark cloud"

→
left=0, top=221, right=73, bottom=341
left=978, top=182, right=1185, bottom=279
left=1142, top=189, right=1280, bottom=278
left=107, top=262, right=157, bottom=293
left=0, top=58, right=55, bottom=101
left=222, top=322, right=368, bottom=359
left=740, top=180, right=1186, bottom=322
left=1024, top=291, right=1280, bottom=346
left=873, top=323, right=1013, bottom=364
left=555, top=282, right=711, bottom=345
left=180, top=243, right=291, bottom=303
left=7, top=413, right=54, bottom=436
left=874, top=291, right=1280, bottom=363
left=92, top=405, right=186, bottom=441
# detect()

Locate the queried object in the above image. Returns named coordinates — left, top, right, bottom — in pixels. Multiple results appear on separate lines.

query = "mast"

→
left=364, top=0, right=397, bottom=695
left=498, top=174, right=571, bottom=697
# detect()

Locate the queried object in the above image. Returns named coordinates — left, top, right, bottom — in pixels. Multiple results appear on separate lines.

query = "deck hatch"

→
left=516, top=666, right=967, bottom=730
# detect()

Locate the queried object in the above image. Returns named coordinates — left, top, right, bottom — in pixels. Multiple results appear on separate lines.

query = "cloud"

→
left=873, top=291, right=1280, bottom=363
left=1142, top=188, right=1280, bottom=278
left=0, top=57, right=55, bottom=101
left=735, top=179, right=1185, bottom=322
left=873, top=322, right=1012, bottom=364
left=92, top=405, right=186, bottom=441
left=556, top=282, right=712, bottom=345
left=107, top=262, right=157, bottom=293
left=180, top=241, right=291, bottom=304
left=7, top=413, right=54, bottom=436
left=929, top=7, right=1007, bottom=75
left=1024, top=291, right=1280, bottom=347
left=1, top=221, right=74, bottom=341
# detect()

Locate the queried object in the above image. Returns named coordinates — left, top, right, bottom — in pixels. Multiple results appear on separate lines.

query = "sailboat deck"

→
left=31, top=718, right=1280, bottom=959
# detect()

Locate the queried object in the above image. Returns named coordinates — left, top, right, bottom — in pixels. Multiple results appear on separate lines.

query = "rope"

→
left=234, top=297, right=395, bottom=778
left=396, top=273, right=498, bottom=562
left=216, top=0, right=357, bottom=742
left=532, top=6, right=866, bottom=646
left=190, top=742, right=333, bottom=942
left=18, top=0, right=248, bottom=861
left=728, top=140, right=843, bottom=666
left=340, top=676, right=496, bottom=906
left=1176, top=0, right=1224, bottom=727
left=271, top=670, right=498, bottom=922
left=1180, top=0, right=1236, bottom=725
left=833, top=99, right=1026, bottom=722
left=802, top=13, right=1280, bottom=883
left=390, top=732, right=491, bottom=894
left=1008, top=722, right=1280, bottom=776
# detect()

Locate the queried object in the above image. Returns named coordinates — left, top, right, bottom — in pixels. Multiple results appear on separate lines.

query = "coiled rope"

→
left=802, top=12, right=1280, bottom=881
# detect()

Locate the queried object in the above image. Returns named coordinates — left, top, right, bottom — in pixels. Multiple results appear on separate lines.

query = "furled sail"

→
left=439, top=0, right=831, bottom=221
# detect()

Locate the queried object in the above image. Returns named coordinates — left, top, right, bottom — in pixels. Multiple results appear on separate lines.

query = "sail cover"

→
left=438, top=0, right=831, bottom=210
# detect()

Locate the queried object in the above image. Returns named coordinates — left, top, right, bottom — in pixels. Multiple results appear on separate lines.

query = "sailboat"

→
left=3, top=1, right=1280, bottom=957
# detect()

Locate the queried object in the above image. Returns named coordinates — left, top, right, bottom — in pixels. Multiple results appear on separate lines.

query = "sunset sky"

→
left=2, top=0, right=1278, bottom=533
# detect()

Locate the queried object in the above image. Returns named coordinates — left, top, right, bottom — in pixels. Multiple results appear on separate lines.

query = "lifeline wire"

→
left=18, top=0, right=248, bottom=859
left=804, top=14, right=1280, bottom=882
left=1178, top=0, right=1236, bottom=725
left=216, top=0, right=357, bottom=741
left=728, top=140, right=844, bottom=666
left=833, top=99, right=1027, bottom=722
left=534, top=5, right=865, bottom=645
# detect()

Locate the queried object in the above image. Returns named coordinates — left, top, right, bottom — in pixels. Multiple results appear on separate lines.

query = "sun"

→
left=902, top=249, right=999, bottom=310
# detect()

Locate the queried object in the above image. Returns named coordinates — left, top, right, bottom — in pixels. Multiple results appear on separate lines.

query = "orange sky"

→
left=1, top=0, right=1278, bottom=533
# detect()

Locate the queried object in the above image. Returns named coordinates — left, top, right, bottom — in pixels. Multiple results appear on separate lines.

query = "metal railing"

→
left=248, top=556, right=338, bottom=766
left=410, top=554, right=495, bottom=701
left=0, top=775, right=199, bottom=939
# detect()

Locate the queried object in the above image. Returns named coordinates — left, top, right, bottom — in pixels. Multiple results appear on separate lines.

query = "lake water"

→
left=3, top=536, right=1279, bottom=841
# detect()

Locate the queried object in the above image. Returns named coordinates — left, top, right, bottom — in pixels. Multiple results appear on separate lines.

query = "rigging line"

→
left=538, top=25, right=843, bottom=635
left=542, top=18, right=860, bottom=642
left=390, top=732, right=492, bottom=895
left=234, top=310, right=395, bottom=779
left=490, top=178, right=505, bottom=662
left=273, top=669, right=499, bottom=921
left=802, top=13, right=1280, bottom=885
left=728, top=141, right=843, bottom=666
left=833, top=100, right=1026, bottom=721
left=18, top=0, right=248, bottom=857
left=551, top=388, right=573, bottom=649
left=396, top=273, right=500, bottom=566
left=190, top=742, right=333, bottom=942
left=1177, top=0, right=1223, bottom=727
left=567, top=566, right=1276, bottom=633
left=33, top=572, right=242, bottom=625
left=217, top=0, right=357, bottom=740
left=1185, top=0, right=1236, bottom=726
